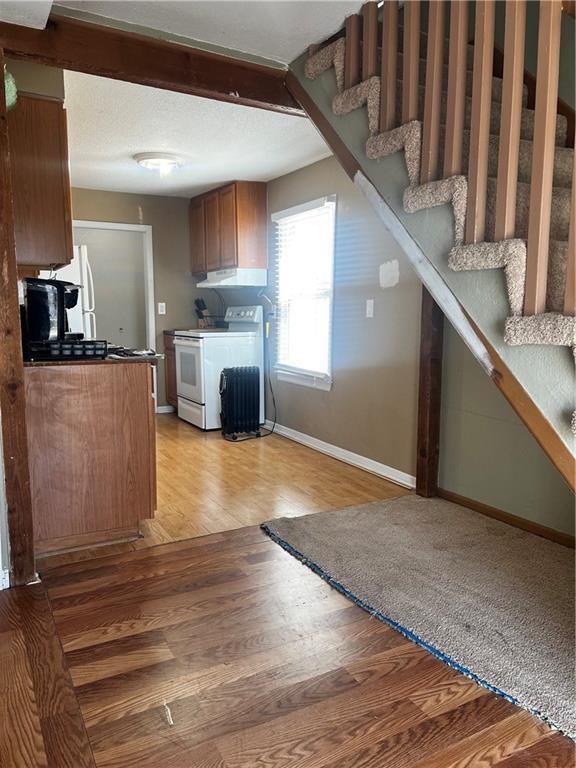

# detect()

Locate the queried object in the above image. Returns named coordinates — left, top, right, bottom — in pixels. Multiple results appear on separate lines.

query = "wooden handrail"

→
left=361, top=1, right=379, bottom=81
left=421, top=0, right=446, bottom=184
left=402, top=0, right=421, bottom=123
left=524, top=0, right=562, bottom=315
left=380, top=0, right=399, bottom=132
left=344, top=14, right=362, bottom=90
left=465, top=0, right=495, bottom=244
left=444, top=1, right=469, bottom=177
left=494, top=0, right=526, bottom=241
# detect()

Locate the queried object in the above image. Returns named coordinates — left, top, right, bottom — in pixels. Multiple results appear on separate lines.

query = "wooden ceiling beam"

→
left=0, top=14, right=305, bottom=117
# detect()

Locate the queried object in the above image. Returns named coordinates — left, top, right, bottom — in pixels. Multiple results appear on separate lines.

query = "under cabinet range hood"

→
left=196, top=268, right=267, bottom=288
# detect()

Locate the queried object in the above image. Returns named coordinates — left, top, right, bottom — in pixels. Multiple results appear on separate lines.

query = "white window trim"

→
left=276, top=366, right=333, bottom=392
left=272, top=195, right=336, bottom=392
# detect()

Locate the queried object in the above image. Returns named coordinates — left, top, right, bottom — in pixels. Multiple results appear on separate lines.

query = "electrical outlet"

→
left=157, top=302, right=166, bottom=315
left=365, top=299, right=374, bottom=319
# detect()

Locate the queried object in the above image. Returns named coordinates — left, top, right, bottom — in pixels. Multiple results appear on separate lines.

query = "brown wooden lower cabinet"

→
left=24, top=360, right=156, bottom=555
left=164, top=332, right=178, bottom=408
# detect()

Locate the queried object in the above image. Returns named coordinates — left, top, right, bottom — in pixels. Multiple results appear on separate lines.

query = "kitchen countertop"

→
left=24, top=356, right=158, bottom=367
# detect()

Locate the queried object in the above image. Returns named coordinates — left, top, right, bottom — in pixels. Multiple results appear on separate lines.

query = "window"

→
left=271, top=196, right=336, bottom=391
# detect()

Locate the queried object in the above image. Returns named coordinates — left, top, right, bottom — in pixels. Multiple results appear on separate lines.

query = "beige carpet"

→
left=262, top=495, right=575, bottom=738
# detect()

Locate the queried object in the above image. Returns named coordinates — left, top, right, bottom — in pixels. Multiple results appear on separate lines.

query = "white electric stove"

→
left=173, top=305, right=264, bottom=430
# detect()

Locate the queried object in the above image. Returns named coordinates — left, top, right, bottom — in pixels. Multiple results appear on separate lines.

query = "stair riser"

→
left=396, top=53, right=528, bottom=106
left=485, top=178, right=571, bottom=241
left=436, top=130, right=573, bottom=189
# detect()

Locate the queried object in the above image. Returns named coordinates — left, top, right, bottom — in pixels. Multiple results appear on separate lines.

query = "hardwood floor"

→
left=0, top=584, right=94, bottom=766
left=14, top=414, right=571, bottom=765
left=40, top=414, right=409, bottom=568
left=36, top=525, right=573, bottom=767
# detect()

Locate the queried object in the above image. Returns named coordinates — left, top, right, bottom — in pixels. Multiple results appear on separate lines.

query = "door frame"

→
left=73, top=220, right=159, bottom=409
left=73, top=220, right=156, bottom=351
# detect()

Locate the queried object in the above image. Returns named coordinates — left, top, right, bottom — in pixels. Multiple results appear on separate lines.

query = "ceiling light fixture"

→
left=133, top=152, right=185, bottom=176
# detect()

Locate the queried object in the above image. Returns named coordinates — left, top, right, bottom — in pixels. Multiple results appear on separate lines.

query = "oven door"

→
left=174, top=337, right=204, bottom=404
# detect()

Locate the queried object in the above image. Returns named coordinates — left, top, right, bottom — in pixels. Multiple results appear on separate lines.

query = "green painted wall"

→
left=439, top=325, right=575, bottom=536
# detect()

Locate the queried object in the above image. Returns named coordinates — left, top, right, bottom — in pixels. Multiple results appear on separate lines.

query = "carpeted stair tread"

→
left=485, top=178, right=571, bottom=242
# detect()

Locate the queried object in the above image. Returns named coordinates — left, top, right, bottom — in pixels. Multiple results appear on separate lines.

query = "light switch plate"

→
left=365, top=299, right=374, bottom=319
left=158, top=302, right=166, bottom=315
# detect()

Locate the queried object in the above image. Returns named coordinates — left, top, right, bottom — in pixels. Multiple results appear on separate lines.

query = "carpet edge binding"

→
left=260, top=522, right=572, bottom=740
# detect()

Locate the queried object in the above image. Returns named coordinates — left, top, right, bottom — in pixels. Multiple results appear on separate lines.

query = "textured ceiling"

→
left=64, top=71, right=332, bottom=197
left=0, top=0, right=53, bottom=28
left=56, top=1, right=362, bottom=64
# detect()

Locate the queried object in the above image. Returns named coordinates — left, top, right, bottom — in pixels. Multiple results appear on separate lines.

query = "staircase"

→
left=288, top=0, right=575, bottom=488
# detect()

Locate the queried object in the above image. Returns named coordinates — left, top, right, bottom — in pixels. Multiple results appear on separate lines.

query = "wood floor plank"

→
left=332, top=694, right=517, bottom=768
left=494, top=731, right=575, bottom=767
left=90, top=667, right=360, bottom=767
left=0, top=585, right=95, bottom=767
left=75, top=616, right=405, bottom=728
left=413, top=710, right=550, bottom=768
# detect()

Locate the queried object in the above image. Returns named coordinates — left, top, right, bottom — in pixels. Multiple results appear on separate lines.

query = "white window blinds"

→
left=271, top=196, right=336, bottom=389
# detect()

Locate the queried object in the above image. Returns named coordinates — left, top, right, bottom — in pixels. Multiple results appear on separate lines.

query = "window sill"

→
left=276, top=368, right=332, bottom=392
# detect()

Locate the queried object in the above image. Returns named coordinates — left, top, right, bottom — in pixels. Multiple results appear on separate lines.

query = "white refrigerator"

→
left=40, top=245, right=97, bottom=338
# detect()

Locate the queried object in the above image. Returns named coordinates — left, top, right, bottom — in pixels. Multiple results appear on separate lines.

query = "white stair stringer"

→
left=366, top=121, right=422, bottom=186
left=332, top=76, right=381, bottom=135
left=304, top=38, right=346, bottom=93
left=404, top=176, right=468, bottom=248
left=449, top=240, right=527, bottom=317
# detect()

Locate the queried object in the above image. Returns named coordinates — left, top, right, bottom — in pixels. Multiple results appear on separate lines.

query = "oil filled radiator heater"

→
left=219, top=366, right=261, bottom=439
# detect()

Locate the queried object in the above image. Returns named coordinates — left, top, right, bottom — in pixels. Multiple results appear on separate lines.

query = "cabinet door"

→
left=164, top=349, right=178, bottom=408
left=219, top=184, right=238, bottom=268
left=189, top=197, right=206, bottom=273
left=8, top=95, right=73, bottom=267
left=204, top=192, right=221, bottom=271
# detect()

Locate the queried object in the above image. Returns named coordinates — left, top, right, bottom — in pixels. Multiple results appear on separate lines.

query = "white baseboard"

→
left=156, top=405, right=175, bottom=414
left=0, top=569, right=9, bottom=591
left=265, top=421, right=416, bottom=489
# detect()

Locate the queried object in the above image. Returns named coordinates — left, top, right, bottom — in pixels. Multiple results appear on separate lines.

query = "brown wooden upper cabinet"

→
left=204, top=191, right=221, bottom=272
left=8, top=94, right=73, bottom=267
left=189, top=197, right=206, bottom=273
left=189, top=181, right=267, bottom=274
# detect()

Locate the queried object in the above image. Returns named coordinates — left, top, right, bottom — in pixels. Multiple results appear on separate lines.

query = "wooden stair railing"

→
left=402, top=0, right=421, bottom=123
left=362, top=0, right=378, bottom=81
left=421, top=0, right=445, bottom=184
left=443, top=0, right=468, bottom=177
left=380, top=0, right=398, bottom=132
left=494, top=0, right=526, bottom=241
left=465, top=0, right=496, bottom=245
left=524, top=0, right=563, bottom=315
left=344, top=13, right=361, bottom=90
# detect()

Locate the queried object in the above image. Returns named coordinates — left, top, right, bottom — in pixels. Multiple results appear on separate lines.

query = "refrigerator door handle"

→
left=82, top=246, right=96, bottom=312
left=83, top=311, right=97, bottom=340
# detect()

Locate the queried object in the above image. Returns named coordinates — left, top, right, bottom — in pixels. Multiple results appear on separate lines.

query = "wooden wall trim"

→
left=438, top=488, right=575, bottom=549
left=0, top=47, right=35, bottom=585
left=0, top=14, right=304, bottom=117
left=416, top=289, right=444, bottom=497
